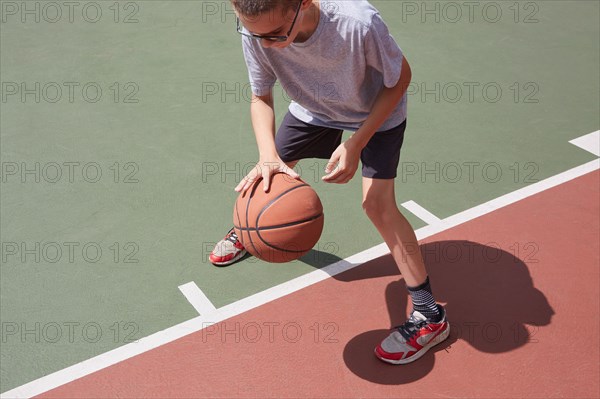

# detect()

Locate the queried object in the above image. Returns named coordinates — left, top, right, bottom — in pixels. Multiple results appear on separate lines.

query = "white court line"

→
left=178, top=282, right=217, bottom=315
left=401, top=200, right=441, bottom=225
left=569, top=130, right=600, bottom=156
left=2, top=157, right=599, bottom=399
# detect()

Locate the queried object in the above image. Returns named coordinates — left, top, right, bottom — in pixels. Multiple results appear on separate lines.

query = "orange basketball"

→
left=233, top=173, right=324, bottom=263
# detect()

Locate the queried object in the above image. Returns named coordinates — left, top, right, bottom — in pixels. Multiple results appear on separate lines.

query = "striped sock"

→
left=407, top=276, right=441, bottom=322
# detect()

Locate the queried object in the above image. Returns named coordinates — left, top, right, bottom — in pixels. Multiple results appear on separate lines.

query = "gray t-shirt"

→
left=242, top=0, right=407, bottom=132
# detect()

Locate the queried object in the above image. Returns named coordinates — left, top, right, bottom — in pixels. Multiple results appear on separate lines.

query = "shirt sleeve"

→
left=364, top=13, right=404, bottom=88
left=241, top=37, right=277, bottom=97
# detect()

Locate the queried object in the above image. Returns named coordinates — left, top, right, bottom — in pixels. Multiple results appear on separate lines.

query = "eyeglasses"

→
left=236, top=1, right=302, bottom=42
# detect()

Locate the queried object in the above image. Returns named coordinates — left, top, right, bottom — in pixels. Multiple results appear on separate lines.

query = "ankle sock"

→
left=407, top=276, right=441, bottom=322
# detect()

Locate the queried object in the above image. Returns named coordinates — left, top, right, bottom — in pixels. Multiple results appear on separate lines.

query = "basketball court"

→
left=1, top=1, right=599, bottom=397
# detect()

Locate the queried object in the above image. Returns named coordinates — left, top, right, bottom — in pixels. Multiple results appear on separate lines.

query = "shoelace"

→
left=395, top=314, right=429, bottom=341
left=226, top=231, right=239, bottom=244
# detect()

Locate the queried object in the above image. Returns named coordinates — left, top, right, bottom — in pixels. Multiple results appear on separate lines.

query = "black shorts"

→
left=275, top=112, right=406, bottom=179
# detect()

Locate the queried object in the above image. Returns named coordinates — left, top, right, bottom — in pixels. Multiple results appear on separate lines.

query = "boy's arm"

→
left=350, top=56, right=411, bottom=149
left=250, top=92, right=278, bottom=160
left=235, top=92, right=299, bottom=193
left=323, top=56, right=412, bottom=183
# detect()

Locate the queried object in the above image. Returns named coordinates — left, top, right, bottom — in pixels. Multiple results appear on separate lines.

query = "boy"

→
left=210, top=0, right=449, bottom=364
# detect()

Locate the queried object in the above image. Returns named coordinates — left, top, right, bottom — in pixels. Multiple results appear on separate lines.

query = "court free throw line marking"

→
left=401, top=200, right=441, bottom=225
left=569, top=130, right=600, bottom=156
left=2, top=157, right=599, bottom=399
left=178, top=282, right=217, bottom=315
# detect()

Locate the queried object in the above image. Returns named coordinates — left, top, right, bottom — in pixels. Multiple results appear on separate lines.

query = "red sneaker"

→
left=209, top=228, right=247, bottom=266
left=375, top=304, right=450, bottom=364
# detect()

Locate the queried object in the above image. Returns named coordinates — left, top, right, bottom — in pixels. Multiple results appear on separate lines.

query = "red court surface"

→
left=39, top=171, right=600, bottom=398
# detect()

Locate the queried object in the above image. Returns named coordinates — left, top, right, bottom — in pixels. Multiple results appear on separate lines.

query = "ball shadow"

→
left=299, top=246, right=345, bottom=269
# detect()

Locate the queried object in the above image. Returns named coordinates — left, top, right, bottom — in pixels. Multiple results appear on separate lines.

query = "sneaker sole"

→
left=375, top=322, right=451, bottom=365
left=210, top=250, right=248, bottom=267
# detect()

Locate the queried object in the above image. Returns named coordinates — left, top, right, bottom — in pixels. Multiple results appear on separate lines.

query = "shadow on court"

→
left=297, top=246, right=346, bottom=269
left=340, top=240, right=554, bottom=384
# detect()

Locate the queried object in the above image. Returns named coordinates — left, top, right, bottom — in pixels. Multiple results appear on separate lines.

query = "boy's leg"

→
left=359, top=121, right=428, bottom=286
left=362, top=177, right=437, bottom=318
left=361, top=177, right=426, bottom=287
left=359, top=121, right=449, bottom=364
left=362, top=177, right=450, bottom=365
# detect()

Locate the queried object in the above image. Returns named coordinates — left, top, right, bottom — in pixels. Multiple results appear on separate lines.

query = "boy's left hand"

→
left=322, top=141, right=361, bottom=184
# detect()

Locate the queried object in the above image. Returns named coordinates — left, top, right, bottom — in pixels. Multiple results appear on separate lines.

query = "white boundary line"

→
left=569, top=130, right=599, bottom=156
left=178, top=282, right=217, bottom=315
left=2, top=157, right=599, bottom=399
left=401, top=200, right=441, bottom=225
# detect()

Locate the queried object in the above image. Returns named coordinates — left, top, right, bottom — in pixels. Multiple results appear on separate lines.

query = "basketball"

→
left=233, top=173, right=324, bottom=263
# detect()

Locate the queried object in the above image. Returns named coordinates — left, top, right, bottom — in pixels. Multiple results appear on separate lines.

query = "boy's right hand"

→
left=235, top=157, right=300, bottom=194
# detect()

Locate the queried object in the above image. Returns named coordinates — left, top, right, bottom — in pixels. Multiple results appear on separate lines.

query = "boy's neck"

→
left=294, top=0, right=321, bottom=43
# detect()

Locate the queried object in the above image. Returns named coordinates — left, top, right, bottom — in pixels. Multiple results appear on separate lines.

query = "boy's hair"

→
left=231, top=0, right=298, bottom=17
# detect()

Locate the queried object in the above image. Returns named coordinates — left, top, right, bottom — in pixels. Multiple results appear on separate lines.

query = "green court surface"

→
left=1, top=0, right=599, bottom=392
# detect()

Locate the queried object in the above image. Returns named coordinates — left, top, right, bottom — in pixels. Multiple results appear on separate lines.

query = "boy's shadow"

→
left=334, top=240, right=554, bottom=385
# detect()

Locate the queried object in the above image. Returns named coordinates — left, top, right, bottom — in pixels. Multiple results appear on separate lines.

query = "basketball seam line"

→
left=255, top=183, right=320, bottom=254
left=234, top=212, right=323, bottom=231
left=255, top=183, right=310, bottom=228
left=255, top=214, right=324, bottom=253
left=254, top=183, right=310, bottom=232
left=245, top=181, right=262, bottom=258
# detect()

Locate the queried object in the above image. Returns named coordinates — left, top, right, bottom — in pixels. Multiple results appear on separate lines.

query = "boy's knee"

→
left=362, top=197, right=386, bottom=221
